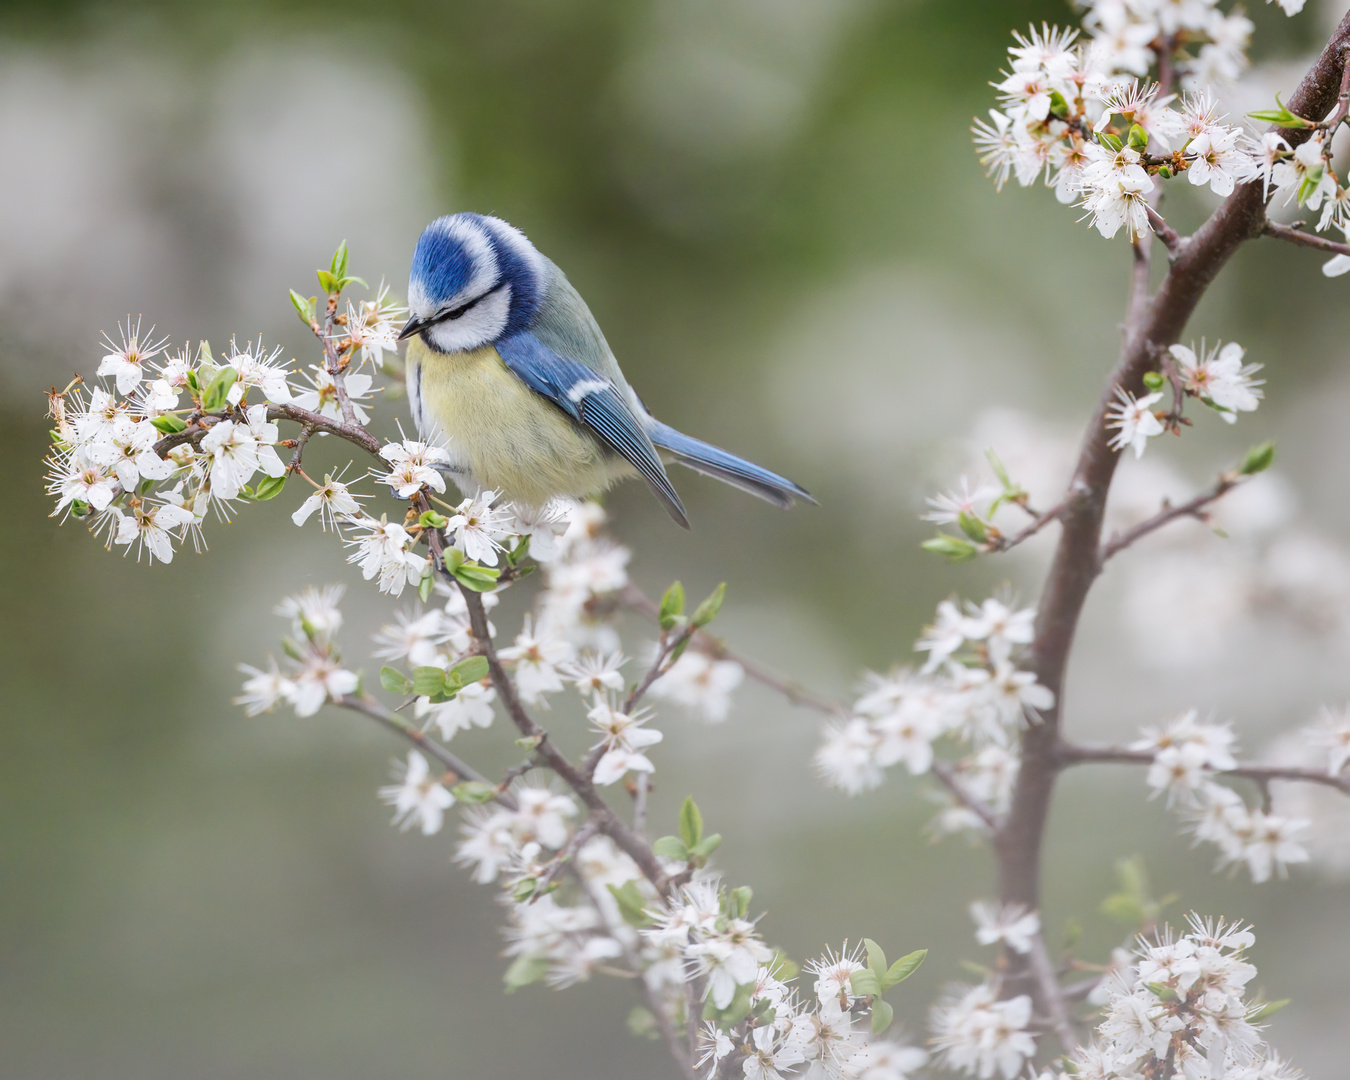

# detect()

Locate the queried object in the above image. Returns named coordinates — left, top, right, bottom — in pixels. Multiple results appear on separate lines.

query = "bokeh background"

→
left=3, top=0, right=1349, bottom=1076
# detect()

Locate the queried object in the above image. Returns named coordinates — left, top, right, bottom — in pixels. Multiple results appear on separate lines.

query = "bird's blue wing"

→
left=494, top=332, right=689, bottom=528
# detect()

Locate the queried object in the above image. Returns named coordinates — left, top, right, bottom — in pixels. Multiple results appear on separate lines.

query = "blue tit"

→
left=396, top=213, right=813, bottom=529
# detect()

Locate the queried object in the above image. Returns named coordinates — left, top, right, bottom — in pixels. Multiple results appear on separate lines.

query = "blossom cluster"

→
left=1056, top=915, right=1300, bottom=1080
left=975, top=3, right=1349, bottom=268
left=46, top=285, right=402, bottom=564
left=651, top=894, right=930, bottom=1080
left=815, top=597, right=1051, bottom=833
left=1133, top=710, right=1313, bottom=883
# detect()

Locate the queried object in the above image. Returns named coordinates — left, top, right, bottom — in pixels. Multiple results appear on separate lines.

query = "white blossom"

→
left=1105, top=387, right=1164, bottom=458
left=588, top=700, right=663, bottom=785
left=379, top=750, right=454, bottom=835
left=446, top=490, right=513, bottom=566
left=647, top=649, right=744, bottom=723
left=970, top=901, right=1040, bottom=954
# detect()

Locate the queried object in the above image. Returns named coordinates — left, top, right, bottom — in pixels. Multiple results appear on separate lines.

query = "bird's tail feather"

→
left=647, top=420, right=815, bottom=510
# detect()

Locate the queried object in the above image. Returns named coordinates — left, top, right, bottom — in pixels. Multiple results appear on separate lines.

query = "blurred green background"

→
left=3, top=0, right=1349, bottom=1076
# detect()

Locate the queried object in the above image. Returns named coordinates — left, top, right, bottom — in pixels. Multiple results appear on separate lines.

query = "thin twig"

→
left=1028, top=932, right=1078, bottom=1052
left=985, top=499, right=1069, bottom=553
left=1146, top=205, right=1183, bottom=257
left=932, top=761, right=1001, bottom=832
left=286, top=424, right=315, bottom=473
left=1056, top=741, right=1350, bottom=795
left=1263, top=220, right=1350, bottom=258
left=335, top=693, right=517, bottom=811
left=319, top=291, right=360, bottom=429
left=617, top=586, right=847, bottom=717
left=1098, top=472, right=1240, bottom=563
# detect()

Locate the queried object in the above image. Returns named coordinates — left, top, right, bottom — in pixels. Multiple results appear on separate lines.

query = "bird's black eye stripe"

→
left=437, top=280, right=506, bottom=323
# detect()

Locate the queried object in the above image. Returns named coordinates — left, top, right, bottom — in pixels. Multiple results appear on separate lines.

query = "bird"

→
left=396, top=212, right=813, bottom=529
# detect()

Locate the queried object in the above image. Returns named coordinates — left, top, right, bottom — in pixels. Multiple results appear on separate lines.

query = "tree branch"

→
left=1263, top=220, right=1350, bottom=258
left=452, top=580, right=674, bottom=897
left=932, top=760, right=1002, bottom=832
left=994, top=9, right=1350, bottom=1017
left=335, top=692, right=517, bottom=810
left=1057, top=741, right=1350, bottom=796
left=616, top=586, right=847, bottom=717
left=1098, top=472, right=1240, bottom=562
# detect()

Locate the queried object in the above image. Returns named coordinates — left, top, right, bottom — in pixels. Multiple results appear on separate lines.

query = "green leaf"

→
left=253, top=474, right=286, bottom=501
left=418, top=570, right=434, bottom=603
left=512, top=877, right=538, bottom=903
left=1048, top=89, right=1069, bottom=118
left=196, top=340, right=213, bottom=367
left=506, top=534, right=531, bottom=566
left=626, top=1006, right=659, bottom=1039
left=606, top=880, right=654, bottom=928
left=957, top=510, right=988, bottom=543
left=1127, top=123, right=1149, bottom=152
left=289, top=288, right=316, bottom=325
left=412, top=666, right=448, bottom=698
left=652, top=835, right=690, bottom=860
left=503, top=953, right=547, bottom=992
left=1248, top=95, right=1310, bottom=129
left=678, top=795, right=703, bottom=849
left=1101, top=893, right=1145, bottom=927
left=316, top=269, right=338, bottom=294
left=380, top=666, right=414, bottom=694
left=338, top=274, right=368, bottom=291
left=150, top=413, right=187, bottom=434
left=730, top=886, right=752, bottom=920
left=418, top=509, right=449, bottom=529
left=1142, top=370, right=1165, bottom=392
left=882, top=948, right=927, bottom=989
left=688, top=833, right=722, bottom=859
left=452, top=561, right=500, bottom=592
left=1240, top=440, right=1275, bottom=476
left=863, top=938, right=887, bottom=976
left=449, top=655, right=489, bottom=686
left=870, top=998, right=894, bottom=1035
left=452, top=780, right=497, bottom=804
left=1097, top=131, right=1123, bottom=152
left=703, top=980, right=754, bottom=1030
left=849, top=969, right=883, bottom=998
left=69, top=498, right=91, bottom=518
left=1145, top=981, right=1179, bottom=1002
left=330, top=239, right=349, bottom=278
left=659, top=581, right=686, bottom=629
left=768, top=949, right=799, bottom=980
left=922, top=534, right=979, bottom=561
left=1248, top=998, right=1292, bottom=1021
left=691, top=582, right=726, bottom=628
left=985, top=447, right=1011, bottom=488
left=201, top=366, right=238, bottom=412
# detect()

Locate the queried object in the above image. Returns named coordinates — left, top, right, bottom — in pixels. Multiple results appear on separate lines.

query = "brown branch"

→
left=1316, top=43, right=1350, bottom=131
left=1098, top=472, right=1240, bottom=562
left=152, top=402, right=381, bottom=460
left=319, top=291, right=360, bottom=429
left=1028, top=932, right=1078, bottom=1051
left=932, top=760, right=1001, bottom=832
left=448, top=577, right=673, bottom=897
left=286, top=425, right=315, bottom=473
left=334, top=692, right=517, bottom=811
left=617, top=586, right=846, bottom=717
left=1263, top=220, right=1350, bottom=258
left=1146, top=205, right=1182, bottom=257
left=985, top=500, right=1069, bottom=554
left=1057, top=742, right=1350, bottom=795
left=994, top=8, right=1350, bottom=1016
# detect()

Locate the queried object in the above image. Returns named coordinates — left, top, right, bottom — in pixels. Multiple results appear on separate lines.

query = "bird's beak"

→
left=397, top=315, right=428, bottom=341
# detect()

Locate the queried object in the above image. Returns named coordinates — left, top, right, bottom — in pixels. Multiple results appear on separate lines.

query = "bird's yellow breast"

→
left=405, top=338, right=634, bottom=507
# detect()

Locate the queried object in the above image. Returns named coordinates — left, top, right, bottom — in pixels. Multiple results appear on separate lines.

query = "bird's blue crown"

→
left=408, top=213, right=545, bottom=342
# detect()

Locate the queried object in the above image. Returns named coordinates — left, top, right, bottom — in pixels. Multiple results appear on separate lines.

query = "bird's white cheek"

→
left=425, top=288, right=512, bottom=354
